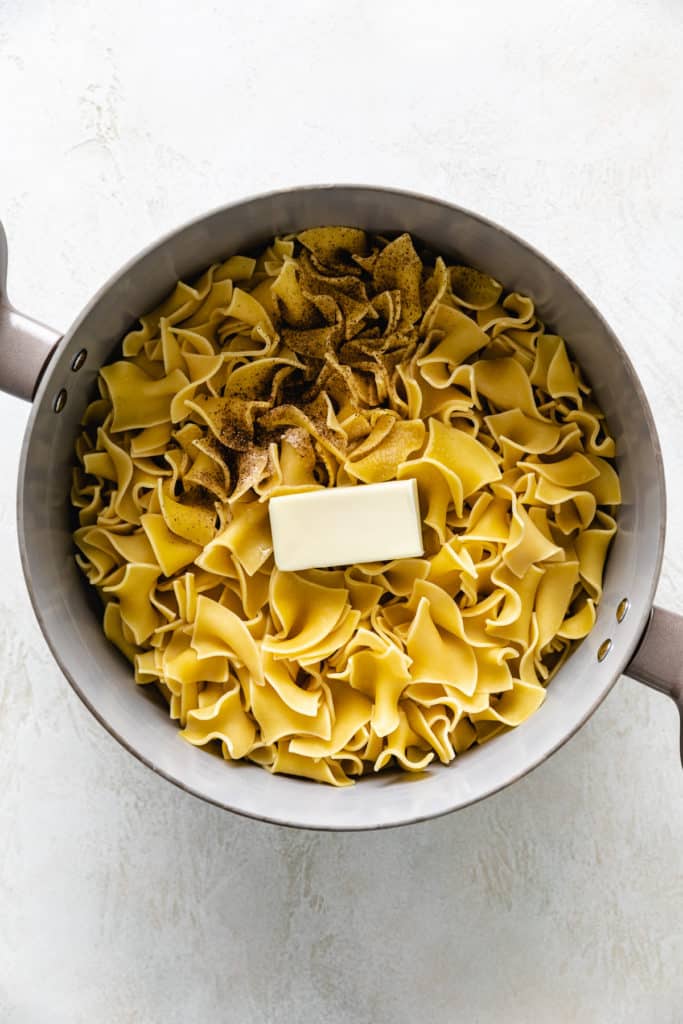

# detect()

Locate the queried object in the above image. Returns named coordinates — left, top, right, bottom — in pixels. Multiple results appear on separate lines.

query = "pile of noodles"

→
left=71, top=228, right=620, bottom=785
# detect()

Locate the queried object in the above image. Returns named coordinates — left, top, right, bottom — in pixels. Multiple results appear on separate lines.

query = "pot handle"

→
left=626, top=605, right=683, bottom=765
left=0, top=220, right=61, bottom=401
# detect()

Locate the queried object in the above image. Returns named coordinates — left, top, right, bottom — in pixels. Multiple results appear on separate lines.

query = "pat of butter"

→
left=269, top=480, right=424, bottom=571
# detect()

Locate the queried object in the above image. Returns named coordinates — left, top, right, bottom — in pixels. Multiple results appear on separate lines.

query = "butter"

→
left=269, top=480, right=424, bottom=572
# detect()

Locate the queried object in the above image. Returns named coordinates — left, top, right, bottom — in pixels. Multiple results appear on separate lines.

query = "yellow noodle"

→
left=71, top=228, right=620, bottom=785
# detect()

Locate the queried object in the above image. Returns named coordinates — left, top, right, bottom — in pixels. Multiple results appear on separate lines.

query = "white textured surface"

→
left=1, top=0, right=683, bottom=1020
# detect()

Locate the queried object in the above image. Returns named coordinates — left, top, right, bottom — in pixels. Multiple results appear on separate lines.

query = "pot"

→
left=1, top=186, right=680, bottom=830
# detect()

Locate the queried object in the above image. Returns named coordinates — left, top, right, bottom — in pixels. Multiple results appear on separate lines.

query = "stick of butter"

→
left=269, top=480, right=424, bottom=572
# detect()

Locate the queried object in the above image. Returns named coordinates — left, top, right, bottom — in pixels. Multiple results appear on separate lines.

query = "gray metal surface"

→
left=0, top=222, right=60, bottom=400
left=0, top=188, right=674, bottom=828
left=629, top=606, right=683, bottom=763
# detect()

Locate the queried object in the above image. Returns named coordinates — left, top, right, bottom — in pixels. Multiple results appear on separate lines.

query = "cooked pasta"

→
left=71, top=228, right=620, bottom=785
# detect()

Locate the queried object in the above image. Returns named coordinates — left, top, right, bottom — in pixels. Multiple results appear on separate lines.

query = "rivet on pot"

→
left=53, top=388, right=68, bottom=413
left=597, top=638, right=612, bottom=662
left=616, top=598, right=630, bottom=623
left=71, top=349, right=87, bottom=371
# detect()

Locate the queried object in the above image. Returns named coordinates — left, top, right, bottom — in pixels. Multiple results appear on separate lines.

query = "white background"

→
left=2, top=1, right=683, bottom=1021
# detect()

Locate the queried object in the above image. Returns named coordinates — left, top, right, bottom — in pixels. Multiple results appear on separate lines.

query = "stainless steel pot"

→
left=1, top=186, right=680, bottom=830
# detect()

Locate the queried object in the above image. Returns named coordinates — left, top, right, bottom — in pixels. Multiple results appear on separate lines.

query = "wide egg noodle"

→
left=71, top=228, right=621, bottom=785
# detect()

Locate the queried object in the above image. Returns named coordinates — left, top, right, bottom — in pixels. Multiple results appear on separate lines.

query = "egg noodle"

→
left=71, top=228, right=620, bottom=785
